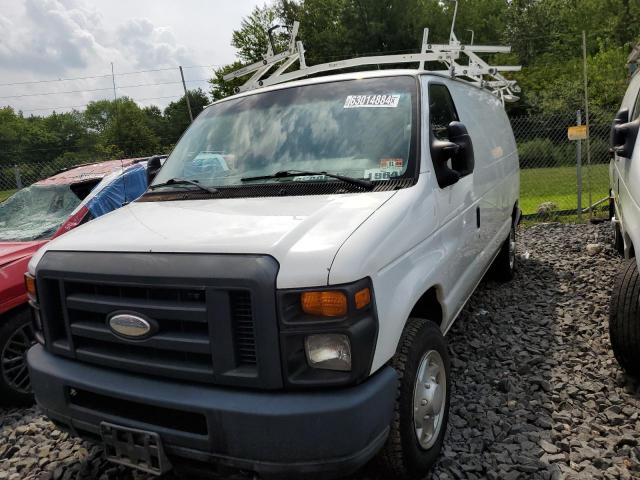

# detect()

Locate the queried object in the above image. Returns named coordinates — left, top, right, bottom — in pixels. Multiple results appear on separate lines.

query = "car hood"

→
left=0, top=241, right=47, bottom=269
left=31, top=193, right=397, bottom=288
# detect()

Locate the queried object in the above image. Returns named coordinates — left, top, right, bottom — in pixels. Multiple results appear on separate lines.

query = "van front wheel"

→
left=377, top=318, right=450, bottom=479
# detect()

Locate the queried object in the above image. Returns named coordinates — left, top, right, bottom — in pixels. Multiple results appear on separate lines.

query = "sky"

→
left=0, top=0, right=265, bottom=115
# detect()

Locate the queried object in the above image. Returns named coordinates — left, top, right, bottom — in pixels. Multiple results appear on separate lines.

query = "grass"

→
left=520, top=163, right=609, bottom=216
left=0, top=189, right=16, bottom=203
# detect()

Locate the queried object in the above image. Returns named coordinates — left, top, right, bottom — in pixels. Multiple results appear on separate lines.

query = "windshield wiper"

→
left=149, top=178, right=219, bottom=194
left=241, top=170, right=374, bottom=190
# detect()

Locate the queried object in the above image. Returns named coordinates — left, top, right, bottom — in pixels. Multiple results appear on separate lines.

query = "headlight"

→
left=278, top=278, right=377, bottom=387
left=305, top=334, right=352, bottom=371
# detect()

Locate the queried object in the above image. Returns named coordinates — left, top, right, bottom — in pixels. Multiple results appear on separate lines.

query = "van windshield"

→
left=153, top=76, right=417, bottom=190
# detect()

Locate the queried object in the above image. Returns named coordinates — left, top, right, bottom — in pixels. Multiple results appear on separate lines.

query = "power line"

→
left=16, top=94, right=187, bottom=113
left=0, top=64, right=221, bottom=88
left=0, top=79, right=211, bottom=100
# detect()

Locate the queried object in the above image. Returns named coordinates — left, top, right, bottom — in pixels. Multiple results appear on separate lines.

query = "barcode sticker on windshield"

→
left=344, top=94, right=401, bottom=109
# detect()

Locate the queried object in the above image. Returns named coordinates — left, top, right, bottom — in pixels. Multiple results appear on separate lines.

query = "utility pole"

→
left=576, top=110, right=582, bottom=221
left=179, top=66, right=194, bottom=123
left=582, top=31, right=593, bottom=220
left=111, top=62, right=121, bottom=155
left=111, top=62, right=117, bottom=101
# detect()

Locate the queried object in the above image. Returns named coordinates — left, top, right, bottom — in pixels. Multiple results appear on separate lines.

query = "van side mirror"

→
left=610, top=108, right=640, bottom=159
left=447, top=121, right=474, bottom=175
left=431, top=138, right=461, bottom=188
left=430, top=121, right=475, bottom=189
left=147, top=155, right=163, bottom=185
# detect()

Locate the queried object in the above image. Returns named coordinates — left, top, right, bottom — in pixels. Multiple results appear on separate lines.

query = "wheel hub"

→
left=413, top=350, right=446, bottom=450
left=1, top=323, right=35, bottom=394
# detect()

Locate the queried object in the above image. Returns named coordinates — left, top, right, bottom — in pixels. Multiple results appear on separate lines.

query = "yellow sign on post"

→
left=568, top=125, right=588, bottom=141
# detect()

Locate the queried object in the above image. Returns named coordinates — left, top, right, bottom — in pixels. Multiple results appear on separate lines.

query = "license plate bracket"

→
left=100, top=422, right=171, bottom=475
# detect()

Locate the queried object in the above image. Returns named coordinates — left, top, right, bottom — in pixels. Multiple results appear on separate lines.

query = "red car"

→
left=0, top=158, right=153, bottom=404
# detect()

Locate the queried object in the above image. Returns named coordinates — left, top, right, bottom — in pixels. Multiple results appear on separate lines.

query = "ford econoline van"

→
left=26, top=70, right=519, bottom=479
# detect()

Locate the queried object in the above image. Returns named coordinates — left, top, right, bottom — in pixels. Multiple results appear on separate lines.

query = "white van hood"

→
left=31, top=192, right=396, bottom=288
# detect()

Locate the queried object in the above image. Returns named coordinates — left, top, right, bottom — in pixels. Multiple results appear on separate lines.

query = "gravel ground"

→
left=1, top=222, right=639, bottom=480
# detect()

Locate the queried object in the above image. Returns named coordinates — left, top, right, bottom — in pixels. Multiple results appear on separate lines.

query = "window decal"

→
left=344, top=94, right=400, bottom=109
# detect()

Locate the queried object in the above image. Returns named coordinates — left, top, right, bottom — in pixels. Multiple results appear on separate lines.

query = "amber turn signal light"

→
left=301, top=291, right=348, bottom=317
left=24, top=273, right=37, bottom=301
left=354, top=288, right=371, bottom=309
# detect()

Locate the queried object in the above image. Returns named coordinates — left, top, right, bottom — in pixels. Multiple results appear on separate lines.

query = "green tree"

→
left=163, top=88, right=210, bottom=144
left=85, top=97, right=160, bottom=157
left=143, top=105, right=168, bottom=144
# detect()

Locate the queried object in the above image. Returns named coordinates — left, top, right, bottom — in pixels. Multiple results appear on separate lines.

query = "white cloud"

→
left=0, top=0, right=263, bottom=114
left=115, top=18, right=196, bottom=69
left=0, top=0, right=114, bottom=74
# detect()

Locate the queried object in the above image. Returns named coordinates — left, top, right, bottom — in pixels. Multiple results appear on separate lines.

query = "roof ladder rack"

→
left=223, top=5, right=521, bottom=104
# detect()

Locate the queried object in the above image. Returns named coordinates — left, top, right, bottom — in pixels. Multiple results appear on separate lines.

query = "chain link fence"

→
left=511, top=110, right=613, bottom=222
left=1, top=111, right=616, bottom=222
left=0, top=156, right=92, bottom=202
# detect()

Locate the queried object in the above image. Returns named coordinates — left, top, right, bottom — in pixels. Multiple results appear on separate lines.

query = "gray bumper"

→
left=27, top=345, right=397, bottom=478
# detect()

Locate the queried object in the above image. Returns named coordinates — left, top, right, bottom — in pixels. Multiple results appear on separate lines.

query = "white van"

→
left=609, top=72, right=640, bottom=379
left=26, top=70, right=519, bottom=478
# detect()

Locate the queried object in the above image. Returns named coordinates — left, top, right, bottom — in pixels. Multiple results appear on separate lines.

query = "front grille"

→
left=44, top=279, right=259, bottom=384
left=36, top=252, right=281, bottom=389
left=63, top=281, right=214, bottom=383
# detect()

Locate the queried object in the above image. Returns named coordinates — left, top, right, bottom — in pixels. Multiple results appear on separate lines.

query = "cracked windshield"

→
left=0, top=184, right=81, bottom=241
left=153, top=76, right=416, bottom=189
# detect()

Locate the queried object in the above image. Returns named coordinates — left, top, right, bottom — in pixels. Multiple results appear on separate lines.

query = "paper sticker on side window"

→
left=344, top=94, right=401, bottom=109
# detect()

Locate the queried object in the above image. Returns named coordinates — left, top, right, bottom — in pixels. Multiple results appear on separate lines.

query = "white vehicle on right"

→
left=608, top=71, right=640, bottom=379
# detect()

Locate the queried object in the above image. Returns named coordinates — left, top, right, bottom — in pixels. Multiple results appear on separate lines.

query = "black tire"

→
left=491, top=222, right=516, bottom=281
left=609, top=260, right=640, bottom=378
left=0, top=308, right=35, bottom=406
left=377, top=318, right=451, bottom=479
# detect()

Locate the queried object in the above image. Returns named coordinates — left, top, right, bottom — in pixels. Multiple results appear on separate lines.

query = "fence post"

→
left=576, top=110, right=582, bottom=221
left=14, top=164, right=22, bottom=190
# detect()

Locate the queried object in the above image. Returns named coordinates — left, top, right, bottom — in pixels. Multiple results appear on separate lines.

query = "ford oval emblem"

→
left=107, top=312, right=153, bottom=339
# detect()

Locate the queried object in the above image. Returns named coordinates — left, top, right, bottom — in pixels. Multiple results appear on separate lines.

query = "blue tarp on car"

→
left=86, top=164, right=147, bottom=218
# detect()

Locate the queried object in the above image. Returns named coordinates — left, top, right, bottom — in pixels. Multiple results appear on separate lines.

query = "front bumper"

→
left=28, top=345, right=397, bottom=478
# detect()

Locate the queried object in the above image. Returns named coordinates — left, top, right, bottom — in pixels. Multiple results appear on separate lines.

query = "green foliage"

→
left=163, top=88, right=210, bottom=144
left=0, top=89, right=210, bottom=178
left=211, top=0, right=640, bottom=119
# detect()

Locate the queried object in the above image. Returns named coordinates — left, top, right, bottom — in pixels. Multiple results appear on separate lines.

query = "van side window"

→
left=429, top=84, right=459, bottom=141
